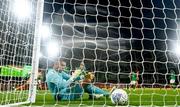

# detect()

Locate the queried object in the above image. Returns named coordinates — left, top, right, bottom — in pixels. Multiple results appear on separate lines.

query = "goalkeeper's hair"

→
left=54, top=58, right=65, bottom=64
left=52, top=58, right=66, bottom=69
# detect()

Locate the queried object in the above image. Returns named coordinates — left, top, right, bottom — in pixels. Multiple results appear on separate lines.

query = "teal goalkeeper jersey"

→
left=46, top=69, right=82, bottom=90
left=46, top=69, right=84, bottom=100
left=46, top=69, right=73, bottom=90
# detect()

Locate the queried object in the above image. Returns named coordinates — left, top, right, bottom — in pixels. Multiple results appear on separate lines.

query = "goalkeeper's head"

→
left=53, top=59, right=66, bottom=72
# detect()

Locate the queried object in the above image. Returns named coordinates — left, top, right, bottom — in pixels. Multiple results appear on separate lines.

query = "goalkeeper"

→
left=46, top=59, right=110, bottom=101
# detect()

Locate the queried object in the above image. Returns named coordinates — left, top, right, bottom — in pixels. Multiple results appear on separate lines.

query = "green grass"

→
left=1, top=88, right=180, bottom=106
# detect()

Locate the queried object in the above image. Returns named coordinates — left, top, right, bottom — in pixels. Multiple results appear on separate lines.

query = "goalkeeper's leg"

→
left=59, top=83, right=83, bottom=100
left=47, top=82, right=83, bottom=101
left=83, top=84, right=110, bottom=99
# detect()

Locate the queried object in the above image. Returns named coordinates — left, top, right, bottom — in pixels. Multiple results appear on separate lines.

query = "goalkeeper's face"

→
left=58, top=61, right=66, bottom=71
left=54, top=61, right=66, bottom=72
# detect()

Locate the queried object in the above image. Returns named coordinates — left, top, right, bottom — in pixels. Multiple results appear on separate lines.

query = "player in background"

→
left=169, top=70, right=176, bottom=89
left=129, top=68, right=139, bottom=89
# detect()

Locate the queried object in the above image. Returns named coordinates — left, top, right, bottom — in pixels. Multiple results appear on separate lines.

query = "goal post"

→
left=27, top=0, right=44, bottom=103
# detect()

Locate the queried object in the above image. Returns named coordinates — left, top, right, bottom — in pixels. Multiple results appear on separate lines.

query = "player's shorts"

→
left=170, top=79, right=175, bottom=84
left=130, top=81, right=136, bottom=85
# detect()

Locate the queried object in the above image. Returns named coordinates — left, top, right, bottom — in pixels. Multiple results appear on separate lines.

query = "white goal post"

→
left=27, top=0, right=44, bottom=103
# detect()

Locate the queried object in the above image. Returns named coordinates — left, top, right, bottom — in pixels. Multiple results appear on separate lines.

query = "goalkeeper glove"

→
left=70, top=69, right=82, bottom=81
left=84, top=72, right=95, bottom=81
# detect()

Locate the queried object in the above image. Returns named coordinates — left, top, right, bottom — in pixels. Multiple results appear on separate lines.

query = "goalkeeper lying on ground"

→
left=46, top=59, right=110, bottom=101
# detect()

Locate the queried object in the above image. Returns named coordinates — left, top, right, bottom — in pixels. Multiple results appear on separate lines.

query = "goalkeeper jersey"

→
left=46, top=68, right=84, bottom=100
left=46, top=68, right=82, bottom=90
left=46, top=69, right=73, bottom=90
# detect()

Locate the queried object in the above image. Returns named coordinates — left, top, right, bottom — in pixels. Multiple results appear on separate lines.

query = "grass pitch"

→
left=31, top=88, right=180, bottom=106
left=0, top=88, right=180, bottom=106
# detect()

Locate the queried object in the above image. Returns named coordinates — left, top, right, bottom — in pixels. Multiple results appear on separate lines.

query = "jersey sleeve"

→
left=46, top=69, right=74, bottom=89
left=62, top=71, right=82, bottom=81
left=61, top=71, right=71, bottom=80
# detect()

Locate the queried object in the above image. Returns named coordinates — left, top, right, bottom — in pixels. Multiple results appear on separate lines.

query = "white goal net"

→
left=0, top=0, right=180, bottom=106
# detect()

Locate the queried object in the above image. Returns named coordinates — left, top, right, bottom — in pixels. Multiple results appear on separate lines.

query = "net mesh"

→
left=1, top=0, right=180, bottom=106
left=39, top=0, right=180, bottom=106
left=0, top=0, right=37, bottom=105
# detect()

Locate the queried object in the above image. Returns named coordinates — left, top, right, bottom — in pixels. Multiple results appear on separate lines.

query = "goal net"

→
left=1, top=0, right=180, bottom=106
left=0, top=0, right=43, bottom=105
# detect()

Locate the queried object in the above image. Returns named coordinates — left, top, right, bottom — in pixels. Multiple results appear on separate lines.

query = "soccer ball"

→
left=110, top=89, right=128, bottom=105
